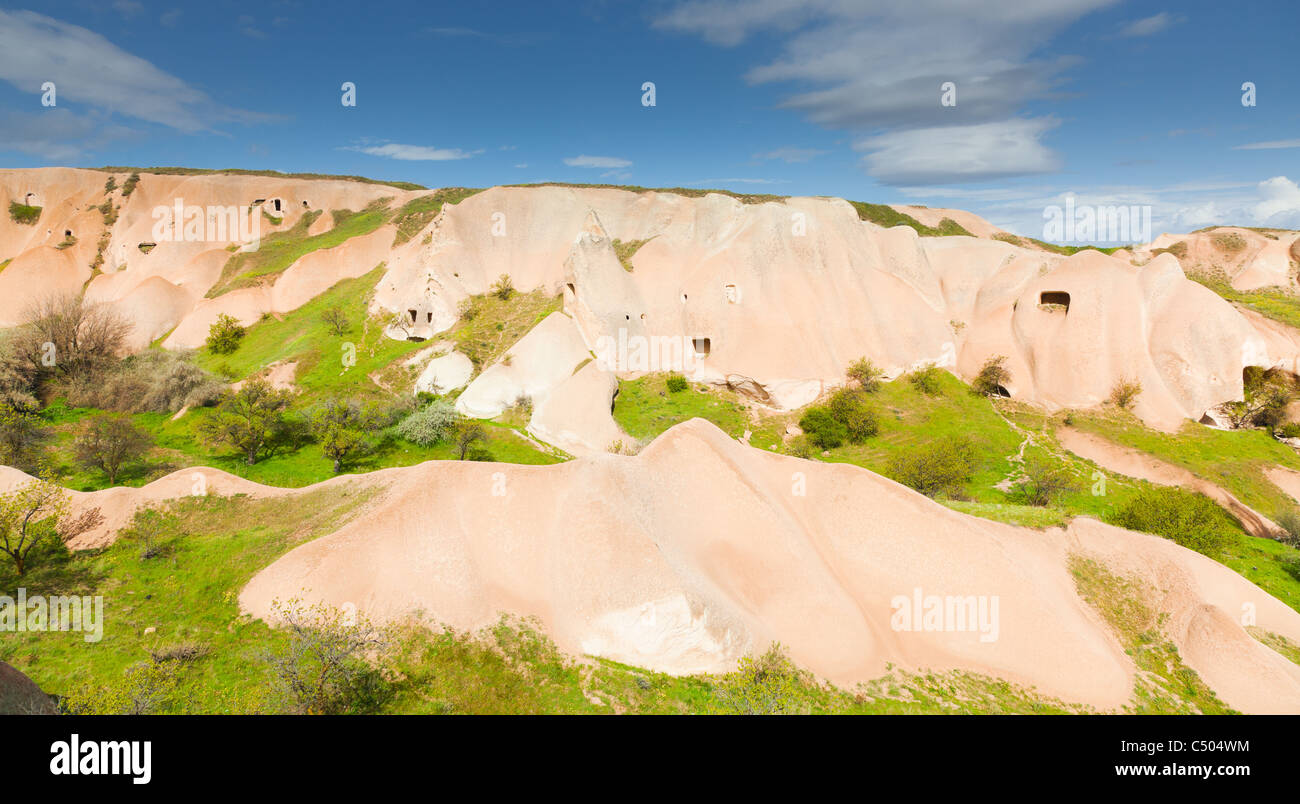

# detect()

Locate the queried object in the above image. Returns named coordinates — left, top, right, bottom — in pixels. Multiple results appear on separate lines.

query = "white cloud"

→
left=753, top=146, right=826, bottom=163
left=112, top=0, right=144, bottom=17
left=659, top=0, right=1115, bottom=131
left=855, top=118, right=1062, bottom=185
left=0, top=108, right=136, bottom=160
left=564, top=155, right=632, bottom=168
left=1233, top=139, right=1300, bottom=151
left=345, top=143, right=481, bottom=161
left=1118, top=12, right=1182, bottom=37
left=0, top=10, right=265, bottom=133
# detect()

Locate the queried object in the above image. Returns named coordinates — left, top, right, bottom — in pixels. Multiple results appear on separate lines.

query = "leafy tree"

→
left=454, top=419, right=487, bottom=460
left=73, top=413, right=152, bottom=484
left=0, top=402, right=50, bottom=471
left=0, top=471, right=101, bottom=576
left=826, top=387, right=878, bottom=442
left=205, top=313, right=245, bottom=355
left=308, top=398, right=382, bottom=473
left=972, top=355, right=1011, bottom=397
left=198, top=379, right=293, bottom=465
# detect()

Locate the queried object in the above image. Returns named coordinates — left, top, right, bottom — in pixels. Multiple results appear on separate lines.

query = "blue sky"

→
left=0, top=0, right=1297, bottom=241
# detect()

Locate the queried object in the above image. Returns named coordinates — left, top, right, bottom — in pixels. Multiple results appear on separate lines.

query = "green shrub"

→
left=666, top=373, right=688, bottom=393
left=121, top=172, right=140, bottom=197
left=1007, top=454, right=1078, bottom=507
left=8, top=202, right=40, bottom=225
left=846, top=357, right=884, bottom=392
left=908, top=365, right=945, bottom=396
left=395, top=399, right=460, bottom=446
left=826, top=387, right=878, bottom=442
left=205, top=313, right=245, bottom=355
left=798, top=407, right=847, bottom=450
left=490, top=273, right=515, bottom=300
left=1278, top=422, right=1300, bottom=439
left=1106, top=487, right=1238, bottom=558
left=887, top=439, right=975, bottom=498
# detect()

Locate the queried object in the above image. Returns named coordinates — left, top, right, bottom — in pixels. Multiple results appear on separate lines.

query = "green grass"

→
left=1189, top=272, right=1300, bottom=330
left=505, top=181, right=788, bottom=205
left=0, top=488, right=1097, bottom=714
left=848, top=201, right=972, bottom=237
left=448, top=289, right=564, bottom=370
left=611, top=373, right=788, bottom=450
left=8, top=201, right=40, bottom=224
left=1069, top=555, right=1236, bottom=713
left=206, top=198, right=392, bottom=296
left=390, top=187, right=483, bottom=246
left=91, top=165, right=425, bottom=191
left=611, top=237, right=652, bottom=272
left=0, top=488, right=377, bottom=714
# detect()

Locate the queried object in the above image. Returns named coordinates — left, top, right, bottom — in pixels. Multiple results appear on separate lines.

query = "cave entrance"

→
left=1039, top=291, right=1070, bottom=312
left=692, top=337, right=711, bottom=358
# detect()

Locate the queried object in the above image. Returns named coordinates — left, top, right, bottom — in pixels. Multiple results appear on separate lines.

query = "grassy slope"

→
left=39, top=269, right=562, bottom=489
left=0, top=491, right=1107, bottom=714
left=206, top=199, right=392, bottom=296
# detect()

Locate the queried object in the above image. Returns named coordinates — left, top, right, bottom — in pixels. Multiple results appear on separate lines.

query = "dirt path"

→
left=1057, top=426, right=1282, bottom=540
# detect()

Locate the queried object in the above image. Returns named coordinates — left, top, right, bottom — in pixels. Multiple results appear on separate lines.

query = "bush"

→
left=798, top=407, right=847, bottom=450
left=887, top=439, right=975, bottom=498
left=1007, top=454, right=1078, bottom=507
left=1106, top=487, right=1237, bottom=558
left=395, top=399, right=460, bottom=446
left=709, top=644, right=819, bottom=715
left=908, top=365, right=944, bottom=396
left=121, top=172, right=140, bottom=197
left=490, top=273, right=515, bottom=300
left=972, top=355, right=1010, bottom=397
left=0, top=402, right=50, bottom=472
left=1278, top=422, right=1300, bottom=439
left=63, top=350, right=223, bottom=413
left=205, top=313, right=245, bottom=355
left=1275, top=510, right=1300, bottom=548
left=666, top=373, right=688, bottom=393
left=846, top=357, right=884, bottom=392
left=826, top=387, right=878, bottom=442
left=8, top=202, right=41, bottom=225
left=1109, top=377, right=1142, bottom=410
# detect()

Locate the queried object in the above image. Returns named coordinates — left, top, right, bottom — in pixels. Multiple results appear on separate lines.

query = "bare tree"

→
left=12, top=292, right=131, bottom=380
left=262, top=599, right=389, bottom=715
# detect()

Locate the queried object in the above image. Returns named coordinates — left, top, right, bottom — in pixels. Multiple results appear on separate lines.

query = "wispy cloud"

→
left=753, top=146, right=826, bottom=163
left=344, top=142, right=482, bottom=161
left=1233, top=139, right=1300, bottom=151
left=1118, top=12, right=1183, bottom=38
left=0, top=10, right=268, bottom=133
left=564, top=155, right=632, bottom=169
left=855, top=118, right=1062, bottom=185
